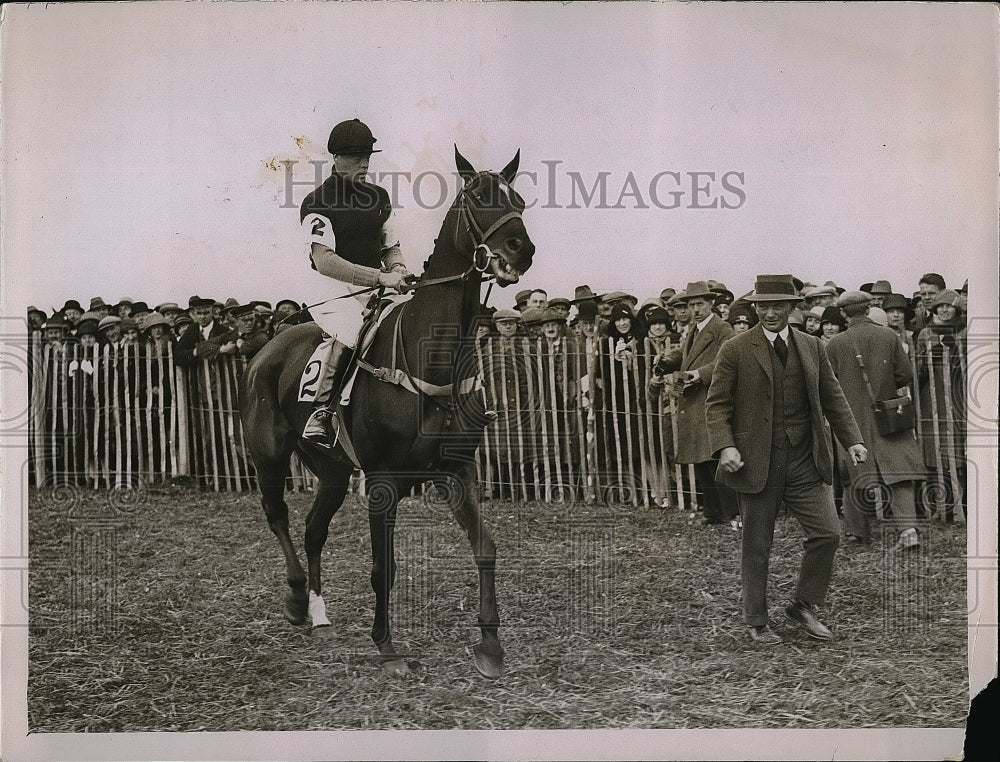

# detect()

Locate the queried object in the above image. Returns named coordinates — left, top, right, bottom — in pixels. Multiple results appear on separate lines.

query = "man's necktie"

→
left=687, top=325, right=698, bottom=351
left=773, top=334, right=788, bottom=366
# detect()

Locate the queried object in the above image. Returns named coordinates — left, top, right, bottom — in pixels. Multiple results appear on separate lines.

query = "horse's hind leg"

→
left=259, top=468, right=308, bottom=625
left=303, top=462, right=353, bottom=633
left=439, top=468, right=504, bottom=679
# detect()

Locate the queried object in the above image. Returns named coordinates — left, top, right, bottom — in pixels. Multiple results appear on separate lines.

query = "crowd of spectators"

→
left=27, top=295, right=314, bottom=362
left=28, top=272, right=969, bottom=527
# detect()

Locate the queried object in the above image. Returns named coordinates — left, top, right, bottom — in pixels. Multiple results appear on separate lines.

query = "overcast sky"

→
left=2, top=2, right=996, bottom=313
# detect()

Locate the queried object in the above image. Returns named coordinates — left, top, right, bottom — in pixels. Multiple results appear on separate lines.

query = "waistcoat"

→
left=770, top=333, right=811, bottom=449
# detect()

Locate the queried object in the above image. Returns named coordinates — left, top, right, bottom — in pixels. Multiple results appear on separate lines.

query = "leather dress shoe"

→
left=785, top=600, right=833, bottom=640
left=747, top=625, right=782, bottom=644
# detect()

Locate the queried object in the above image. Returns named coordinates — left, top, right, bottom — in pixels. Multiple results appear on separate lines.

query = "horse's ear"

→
left=455, top=145, right=476, bottom=183
left=499, top=150, right=520, bottom=184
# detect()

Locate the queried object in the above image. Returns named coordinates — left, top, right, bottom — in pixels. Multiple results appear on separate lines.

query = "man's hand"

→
left=684, top=369, right=701, bottom=387
left=848, top=444, right=868, bottom=466
left=378, top=269, right=408, bottom=292
left=719, top=446, right=744, bottom=473
left=218, top=341, right=237, bottom=355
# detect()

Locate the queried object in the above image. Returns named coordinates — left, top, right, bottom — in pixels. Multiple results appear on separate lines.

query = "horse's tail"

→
left=239, top=329, right=307, bottom=468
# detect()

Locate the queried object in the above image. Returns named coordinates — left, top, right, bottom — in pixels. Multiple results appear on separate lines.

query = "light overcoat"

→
left=658, top=314, right=734, bottom=464
left=705, top=325, right=862, bottom=494
left=825, top=317, right=924, bottom=485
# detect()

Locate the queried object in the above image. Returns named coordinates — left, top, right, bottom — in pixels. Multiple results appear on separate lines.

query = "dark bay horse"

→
left=239, top=147, right=534, bottom=678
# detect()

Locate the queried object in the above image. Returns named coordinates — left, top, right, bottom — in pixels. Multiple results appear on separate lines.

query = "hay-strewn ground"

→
left=28, top=484, right=967, bottom=731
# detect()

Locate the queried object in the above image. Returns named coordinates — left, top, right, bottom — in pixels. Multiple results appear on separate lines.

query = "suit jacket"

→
left=174, top=321, right=234, bottom=366
left=657, top=314, right=735, bottom=463
left=825, top=317, right=924, bottom=485
left=705, top=324, right=863, bottom=494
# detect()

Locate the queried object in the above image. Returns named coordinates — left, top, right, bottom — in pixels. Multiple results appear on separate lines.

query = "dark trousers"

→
left=694, top=458, right=738, bottom=522
left=737, top=438, right=841, bottom=626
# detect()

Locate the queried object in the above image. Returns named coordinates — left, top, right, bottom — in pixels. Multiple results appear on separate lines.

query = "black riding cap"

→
left=327, top=119, right=381, bottom=156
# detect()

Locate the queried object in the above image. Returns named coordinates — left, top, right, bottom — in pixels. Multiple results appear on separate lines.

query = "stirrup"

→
left=302, top=408, right=334, bottom=448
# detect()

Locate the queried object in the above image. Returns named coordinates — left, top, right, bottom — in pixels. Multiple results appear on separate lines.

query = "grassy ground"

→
left=28, top=483, right=968, bottom=731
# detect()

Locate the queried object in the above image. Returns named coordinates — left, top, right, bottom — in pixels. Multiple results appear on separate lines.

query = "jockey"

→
left=299, top=118, right=412, bottom=447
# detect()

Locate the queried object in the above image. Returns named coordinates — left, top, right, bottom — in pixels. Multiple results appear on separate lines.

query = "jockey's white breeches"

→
left=310, top=279, right=370, bottom=349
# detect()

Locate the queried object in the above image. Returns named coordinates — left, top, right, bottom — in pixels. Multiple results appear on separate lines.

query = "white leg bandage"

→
left=308, top=590, right=332, bottom=628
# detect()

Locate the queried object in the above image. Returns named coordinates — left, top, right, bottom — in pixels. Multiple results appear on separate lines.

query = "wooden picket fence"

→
left=26, top=332, right=966, bottom=516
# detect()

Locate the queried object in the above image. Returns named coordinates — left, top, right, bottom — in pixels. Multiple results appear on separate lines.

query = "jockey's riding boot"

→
left=301, top=341, right=354, bottom=448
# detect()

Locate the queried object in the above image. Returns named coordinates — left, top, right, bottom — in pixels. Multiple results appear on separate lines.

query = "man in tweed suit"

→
left=706, top=274, right=867, bottom=644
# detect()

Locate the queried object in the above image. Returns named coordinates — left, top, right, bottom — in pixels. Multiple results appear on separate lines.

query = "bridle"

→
left=450, top=171, right=524, bottom=280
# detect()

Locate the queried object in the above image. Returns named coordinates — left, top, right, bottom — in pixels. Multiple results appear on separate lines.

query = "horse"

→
left=239, top=147, right=534, bottom=679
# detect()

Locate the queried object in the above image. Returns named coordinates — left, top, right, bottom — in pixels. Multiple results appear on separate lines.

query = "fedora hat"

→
left=89, top=297, right=108, bottom=310
left=746, top=274, right=803, bottom=303
left=575, top=300, right=598, bottom=321
left=860, top=279, right=893, bottom=295
left=679, top=281, right=715, bottom=301
left=707, top=280, right=735, bottom=303
left=188, top=295, right=215, bottom=310
left=572, top=285, right=598, bottom=303
left=61, top=299, right=84, bottom=314
left=222, top=297, right=241, bottom=314
left=824, top=280, right=846, bottom=295
left=600, top=290, right=630, bottom=304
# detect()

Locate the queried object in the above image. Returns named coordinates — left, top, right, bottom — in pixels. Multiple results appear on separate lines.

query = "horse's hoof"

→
left=469, top=643, right=504, bottom=680
left=310, top=623, right=336, bottom=639
left=380, top=658, right=411, bottom=677
left=283, top=594, right=308, bottom=626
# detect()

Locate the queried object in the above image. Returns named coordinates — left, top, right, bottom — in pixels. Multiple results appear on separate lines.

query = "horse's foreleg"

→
left=260, top=482, right=308, bottom=625
left=367, top=476, right=407, bottom=672
left=444, top=471, right=504, bottom=679
left=303, top=476, right=350, bottom=632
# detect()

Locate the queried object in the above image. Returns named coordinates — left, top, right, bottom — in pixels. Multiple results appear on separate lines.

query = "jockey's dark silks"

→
left=300, top=173, right=393, bottom=271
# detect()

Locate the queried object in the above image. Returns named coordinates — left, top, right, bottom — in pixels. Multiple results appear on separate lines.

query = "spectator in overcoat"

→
left=649, top=281, right=737, bottom=524
left=914, top=288, right=966, bottom=521
left=826, top=291, right=925, bottom=549
left=593, top=302, right=647, bottom=501
left=174, top=296, right=235, bottom=366
left=232, top=304, right=271, bottom=360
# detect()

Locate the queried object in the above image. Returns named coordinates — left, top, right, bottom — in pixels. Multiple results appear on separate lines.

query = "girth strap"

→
left=356, top=358, right=478, bottom=398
